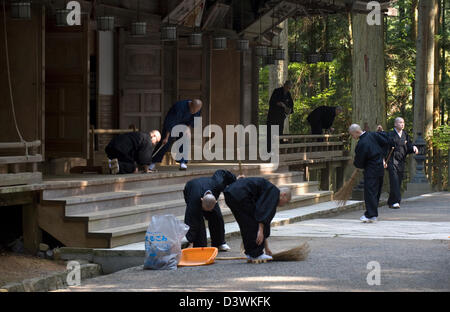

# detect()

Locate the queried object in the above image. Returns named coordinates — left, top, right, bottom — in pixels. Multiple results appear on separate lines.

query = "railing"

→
left=87, top=125, right=138, bottom=167
left=278, top=134, right=348, bottom=164
left=0, top=140, right=42, bottom=187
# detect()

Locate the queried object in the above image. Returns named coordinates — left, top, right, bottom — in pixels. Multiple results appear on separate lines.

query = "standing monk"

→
left=182, top=170, right=238, bottom=251
left=307, top=106, right=343, bottom=135
left=223, top=178, right=291, bottom=261
left=150, top=99, right=202, bottom=171
left=105, top=130, right=161, bottom=174
left=349, top=124, right=392, bottom=223
left=383, top=118, right=418, bottom=209
left=266, top=81, right=294, bottom=153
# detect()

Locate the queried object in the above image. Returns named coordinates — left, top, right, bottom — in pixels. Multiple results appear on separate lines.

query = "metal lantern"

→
left=290, top=51, right=303, bottom=63
left=411, top=133, right=428, bottom=183
left=321, top=52, right=333, bottom=62
left=263, top=55, right=276, bottom=66
left=55, top=9, right=71, bottom=26
left=161, top=25, right=177, bottom=41
left=236, top=39, right=249, bottom=52
left=307, top=53, right=321, bottom=64
left=212, top=37, right=227, bottom=50
left=255, top=45, right=268, bottom=57
left=188, top=32, right=202, bottom=47
left=131, top=22, right=146, bottom=37
left=97, top=16, right=115, bottom=32
left=274, top=48, right=285, bottom=61
left=11, top=2, right=31, bottom=19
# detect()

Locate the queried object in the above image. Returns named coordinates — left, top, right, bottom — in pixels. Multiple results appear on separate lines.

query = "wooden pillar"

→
left=320, top=163, right=332, bottom=191
left=22, top=193, right=41, bottom=254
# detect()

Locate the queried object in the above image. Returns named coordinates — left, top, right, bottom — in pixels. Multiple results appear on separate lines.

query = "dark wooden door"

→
left=45, top=17, right=89, bottom=158
left=118, top=29, right=163, bottom=133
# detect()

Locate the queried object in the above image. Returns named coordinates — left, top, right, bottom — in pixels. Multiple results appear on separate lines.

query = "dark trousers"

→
left=224, top=193, right=270, bottom=258
left=364, top=175, right=384, bottom=218
left=152, top=134, right=187, bottom=164
left=105, top=145, right=136, bottom=174
left=266, top=120, right=284, bottom=153
left=184, top=204, right=225, bottom=248
left=387, top=163, right=404, bottom=206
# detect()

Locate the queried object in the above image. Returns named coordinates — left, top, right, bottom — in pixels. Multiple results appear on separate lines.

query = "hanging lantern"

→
left=274, top=48, right=285, bottom=61
left=188, top=32, right=202, bottom=47
left=321, top=52, right=333, bottom=62
left=255, top=45, right=268, bottom=57
left=55, top=9, right=70, bottom=26
left=11, top=2, right=31, bottom=19
left=98, top=16, right=115, bottom=32
left=131, top=22, right=146, bottom=37
left=212, top=37, right=227, bottom=50
left=263, top=55, right=276, bottom=66
left=307, top=53, right=321, bottom=64
left=236, top=39, right=249, bottom=52
left=290, top=51, right=303, bottom=63
left=161, top=24, right=177, bottom=41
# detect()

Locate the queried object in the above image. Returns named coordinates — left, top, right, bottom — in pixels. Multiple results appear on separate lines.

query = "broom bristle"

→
left=334, top=169, right=360, bottom=206
left=272, top=242, right=310, bottom=261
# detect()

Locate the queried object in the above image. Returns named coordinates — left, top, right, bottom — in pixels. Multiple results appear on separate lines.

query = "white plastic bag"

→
left=143, top=214, right=189, bottom=270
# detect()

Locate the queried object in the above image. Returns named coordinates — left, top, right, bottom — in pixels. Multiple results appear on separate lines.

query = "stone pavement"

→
left=59, top=192, right=450, bottom=292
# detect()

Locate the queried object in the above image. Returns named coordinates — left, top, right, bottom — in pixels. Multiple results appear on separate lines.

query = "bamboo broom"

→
left=216, top=242, right=310, bottom=262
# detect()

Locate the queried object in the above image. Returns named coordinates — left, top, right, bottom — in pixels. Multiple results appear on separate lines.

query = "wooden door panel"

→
left=45, top=19, right=89, bottom=158
left=119, top=29, right=163, bottom=133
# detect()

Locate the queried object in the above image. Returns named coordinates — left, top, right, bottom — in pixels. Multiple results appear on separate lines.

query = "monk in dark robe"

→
left=182, top=170, right=238, bottom=251
left=223, top=178, right=291, bottom=261
left=307, top=106, right=343, bottom=135
left=150, top=99, right=202, bottom=171
left=349, top=124, right=393, bottom=222
left=266, top=81, right=294, bottom=153
left=105, top=130, right=161, bottom=174
left=383, top=118, right=418, bottom=209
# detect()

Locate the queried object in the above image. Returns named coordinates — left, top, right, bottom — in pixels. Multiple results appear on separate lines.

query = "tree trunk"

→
left=413, top=0, right=439, bottom=183
left=351, top=13, right=386, bottom=137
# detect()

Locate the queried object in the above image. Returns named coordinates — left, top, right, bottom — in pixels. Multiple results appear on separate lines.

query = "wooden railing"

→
left=88, top=125, right=138, bottom=167
left=0, top=140, right=42, bottom=187
left=278, top=134, right=351, bottom=191
left=279, top=134, right=349, bottom=164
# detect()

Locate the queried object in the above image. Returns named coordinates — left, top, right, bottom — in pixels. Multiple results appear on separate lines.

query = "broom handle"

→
left=238, top=160, right=243, bottom=176
left=152, top=142, right=167, bottom=157
left=216, top=256, right=247, bottom=260
left=386, top=147, right=395, bottom=163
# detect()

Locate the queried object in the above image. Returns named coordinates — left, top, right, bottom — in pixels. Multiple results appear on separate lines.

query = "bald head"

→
left=189, top=99, right=203, bottom=114
left=348, top=124, right=363, bottom=139
left=149, top=130, right=161, bottom=145
left=394, top=117, right=405, bottom=131
left=201, top=191, right=217, bottom=212
left=278, top=187, right=292, bottom=207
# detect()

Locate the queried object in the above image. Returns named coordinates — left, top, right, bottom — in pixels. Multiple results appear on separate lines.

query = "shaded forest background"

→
left=258, top=0, right=449, bottom=136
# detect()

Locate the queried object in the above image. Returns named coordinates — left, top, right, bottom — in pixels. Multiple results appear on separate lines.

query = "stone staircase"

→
left=37, top=164, right=333, bottom=249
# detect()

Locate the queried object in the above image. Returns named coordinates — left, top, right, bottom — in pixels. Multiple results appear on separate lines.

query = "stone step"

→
left=42, top=164, right=275, bottom=199
left=89, top=190, right=333, bottom=248
left=53, top=171, right=305, bottom=215
left=67, top=181, right=320, bottom=232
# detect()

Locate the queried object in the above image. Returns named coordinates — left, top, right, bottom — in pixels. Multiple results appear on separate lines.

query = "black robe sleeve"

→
left=212, top=170, right=237, bottom=190
left=405, top=132, right=415, bottom=154
left=354, top=141, right=367, bottom=170
left=163, top=101, right=187, bottom=136
left=135, top=134, right=153, bottom=165
left=254, top=184, right=280, bottom=224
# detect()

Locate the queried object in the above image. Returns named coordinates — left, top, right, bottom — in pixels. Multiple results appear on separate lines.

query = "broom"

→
left=334, top=147, right=395, bottom=206
left=216, top=242, right=310, bottom=262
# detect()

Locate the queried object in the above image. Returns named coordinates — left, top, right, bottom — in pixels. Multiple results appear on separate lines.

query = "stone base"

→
left=404, top=182, right=433, bottom=199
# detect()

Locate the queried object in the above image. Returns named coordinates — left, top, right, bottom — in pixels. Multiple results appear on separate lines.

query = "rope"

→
left=2, top=0, right=28, bottom=156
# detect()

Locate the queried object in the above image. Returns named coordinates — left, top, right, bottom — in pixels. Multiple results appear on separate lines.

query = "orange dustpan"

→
left=178, top=247, right=218, bottom=267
